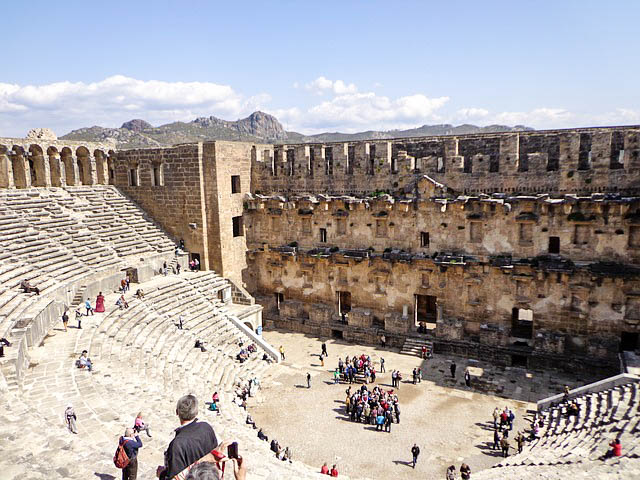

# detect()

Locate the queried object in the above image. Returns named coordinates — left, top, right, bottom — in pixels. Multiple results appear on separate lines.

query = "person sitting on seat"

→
left=602, top=438, right=622, bottom=459
left=135, top=289, right=145, bottom=299
left=246, top=414, right=256, bottom=429
left=20, top=279, right=40, bottom=295
left=77, top=350, right=93, bottom=372
left=116, top=295, right=129, bottom=310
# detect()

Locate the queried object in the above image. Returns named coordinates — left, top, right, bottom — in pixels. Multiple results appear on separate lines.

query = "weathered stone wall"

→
left=248, top=248, right=638, bottom=373
left=251, top=126, right=640, bottom=196
left=245, top=190, right=640, bottom=265
left=113, top=144, right=210, bottom=268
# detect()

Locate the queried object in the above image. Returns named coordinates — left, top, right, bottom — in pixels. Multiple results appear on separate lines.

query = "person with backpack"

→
left=115, top=428, right=143, bottom=480
left=65, top=405, right=77, bottom=434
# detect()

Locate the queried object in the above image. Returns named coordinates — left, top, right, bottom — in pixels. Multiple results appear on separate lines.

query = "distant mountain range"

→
left=60, top=111, right=533, bottom=149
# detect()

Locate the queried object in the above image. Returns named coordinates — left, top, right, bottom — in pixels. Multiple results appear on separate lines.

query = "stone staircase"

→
left=400, top=336, right=433, bottom=357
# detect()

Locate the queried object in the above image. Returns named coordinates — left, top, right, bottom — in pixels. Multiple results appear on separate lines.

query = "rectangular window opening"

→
left=232, top=216, right=244, bottom=237
left=549, top=236, right=560, bottom=254
left=319, top=228, right=327, bottom=243
left=231, top=175, right=241, bottom=194
left=420, top=231, right=430, bottom=248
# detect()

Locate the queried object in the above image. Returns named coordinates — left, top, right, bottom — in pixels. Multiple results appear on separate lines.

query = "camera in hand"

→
left=227, top=441, right=239, bottom=459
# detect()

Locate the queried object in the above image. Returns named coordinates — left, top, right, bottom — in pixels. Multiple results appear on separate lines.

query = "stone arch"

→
left=0, top=144, right=13, bottom=188
left=47, top=146, right=62, bottom=187
left=76, top=146, right=93, bottom=185
left=243, top=321, right=255, bottom=332
left=11, top=145, right=29, bottom=188
left=29, top=144, right=49, bottom=187
left=94, top=149, right=107, bottom=184
left=61, top=147, right=76, bottom=185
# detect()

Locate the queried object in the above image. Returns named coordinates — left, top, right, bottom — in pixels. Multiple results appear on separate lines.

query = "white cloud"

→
left=0, top=75, right=267, bottom=137
left=304, top=76, right=358, bottom=96
left=456, top=107, right=489, bottom=119
left=272, top=91, right=450, bottom=133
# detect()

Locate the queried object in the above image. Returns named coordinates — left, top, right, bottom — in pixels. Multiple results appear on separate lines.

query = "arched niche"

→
left=47, top=146, right=62, bottom=187
left=11, top=145, right=29, bottom=188
left=107, top=150, right=116, bottom=184
left=76, top=146, right=93, bottom=185
left=29, top=144, right=49, bottom=187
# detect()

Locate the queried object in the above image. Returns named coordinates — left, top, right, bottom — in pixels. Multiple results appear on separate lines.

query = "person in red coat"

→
left=330, top=465, right=339, bottom=477
left=320, top=463, right=329, bottom=474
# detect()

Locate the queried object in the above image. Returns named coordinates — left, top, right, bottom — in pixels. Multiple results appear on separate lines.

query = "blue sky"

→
left=1, top=0, right=638, bottom=137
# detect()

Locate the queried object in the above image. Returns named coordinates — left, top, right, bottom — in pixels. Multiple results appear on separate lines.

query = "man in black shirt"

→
left=156, top=395, right=219, bottom=479
left=411, top=443, right=420, bottom=468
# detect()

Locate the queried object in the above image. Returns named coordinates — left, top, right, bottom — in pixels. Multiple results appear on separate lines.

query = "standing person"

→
left=279, top=345, right=285, bottom=361
left=381, top=334, right=386, bottom=348
left=321, top=342, right=328, bottom=357
left=65, top=405, right=78, bottom=434
left=333, top=369, right=340, bottom=384
left=508, top=409, right=515, bottom=430
left=62, top=310, right=69, bottom=332
left=319, top=354, right=324, bottom=367
left=500, top=435, right=510, bottom=458
left=493, top=407, right=500, bottom=428
left=515, top=431, right=525, bottom=454
left=306, top=372, right=311, bottom=388
left=421, top=345, right=427, bottom=359
left=194, top=258, right=200, bottom=270
left=446, top=465, right=457, bottom=480
left=156, top=395, right=219, bottom=479
left=125, top=275, right=131, bottom=292
left=411, top=443, right=420, bottom=469
left=119, top=428, right=143, bottom=480
left=460, top=463, right=471, bottom=480
left=450, top=362, right=457, bottom=379
left=163, top=262, right=168, bottom=276
left=493, top=428, right=500, bottom=450
left=134, top=412, right=152, bottom=437
left=85, top=298, right=94, bottom=316
left=121, top=278, right=127, bottom=293
left=380, top=357, right=386, bottom=373
left=394, top=402, right=400, bottom=424
left=178, top=315, right=184, bottom=330
left=176, top=263, right=181, bottom=275
left=464, top=369, right=471, bottom=387
left=95, top=292, right=105, bottom=313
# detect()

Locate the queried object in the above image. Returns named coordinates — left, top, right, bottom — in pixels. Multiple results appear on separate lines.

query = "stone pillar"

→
left=0, top=151, right=14, bottom=188
left=87, top=155, right=97, bottom=185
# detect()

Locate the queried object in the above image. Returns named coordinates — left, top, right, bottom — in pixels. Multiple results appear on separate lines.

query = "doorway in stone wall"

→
left=338, top=291, right=351, bottom=324
left=415, top=294, right=437, bottom=333
left=190, top=253, right=201, bottom=270
left=124, top=267, right=139, bottom=284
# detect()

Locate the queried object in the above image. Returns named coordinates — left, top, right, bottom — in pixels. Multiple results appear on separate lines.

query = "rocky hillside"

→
left=61, top=111, right=532, bottom=149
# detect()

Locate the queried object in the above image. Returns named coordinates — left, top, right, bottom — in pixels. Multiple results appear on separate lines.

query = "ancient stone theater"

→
left=1, top=125, right=639, bottom=479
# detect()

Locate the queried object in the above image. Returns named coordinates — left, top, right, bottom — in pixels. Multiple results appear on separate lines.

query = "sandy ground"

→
left=247, top=330, right=591, bottom=479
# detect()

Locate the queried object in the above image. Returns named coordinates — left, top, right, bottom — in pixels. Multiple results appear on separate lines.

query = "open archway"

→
left=11, top=145, right=29, bottom=188
left=76, top=146, right=92, bottom=185
left=47, top=147, right=62, bottom=186
left=29, top=144, right=48, bottom=186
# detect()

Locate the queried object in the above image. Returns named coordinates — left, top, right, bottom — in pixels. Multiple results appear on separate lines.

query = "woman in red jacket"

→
left=330, top=465, right=339, bottom=477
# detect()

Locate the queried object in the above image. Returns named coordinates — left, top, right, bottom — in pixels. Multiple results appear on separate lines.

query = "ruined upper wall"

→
left=251, top=126, right=640, bottom=196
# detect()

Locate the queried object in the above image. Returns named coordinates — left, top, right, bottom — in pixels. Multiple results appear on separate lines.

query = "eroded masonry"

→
left=4, top=125, right=640, bottom=373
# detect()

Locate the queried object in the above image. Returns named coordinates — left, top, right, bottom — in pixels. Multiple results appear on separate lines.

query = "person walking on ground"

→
left=307, top=372, right=311, bottom=388
left=411, top=443, right=420, bottom=468
left=321, top=342, right=328, bottom=357
left=464, top=369, right=471, bottom=387
left=62, top=310, right=69, bottom=332
left=380, top=357, right=386, bottom=373
left=119, top=427, right=143, bottom=480
left=65, top=404, right=78, bottom=434
left=460, top=463, right=471, bottom=480
left=279, top=345, right=285, bottom=361
left=85, top=298, right=94, bottom=316
left=450, top=362, right=456, bottom=379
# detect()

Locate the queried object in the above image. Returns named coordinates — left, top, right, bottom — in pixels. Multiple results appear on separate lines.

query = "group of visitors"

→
left=446, top=463, right=472, bottom=479
left=337, top=353, right=377, bottom=384
left=109, top=394, right=246, bottom=480
left=235, top=342, right=258, bottom=363
left=345, top=383, right=400, bottom=432
left=320, top=462, right=339, bottom=476
left=189, top=258, right=200, bottom=271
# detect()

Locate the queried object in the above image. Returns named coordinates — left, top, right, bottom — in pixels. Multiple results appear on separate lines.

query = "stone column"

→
left=0, top=151, right=14, bottom=188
